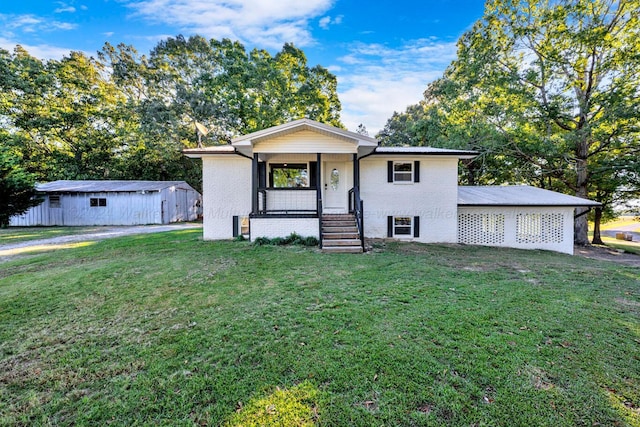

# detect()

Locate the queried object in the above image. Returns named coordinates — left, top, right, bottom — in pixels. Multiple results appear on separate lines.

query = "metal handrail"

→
left=348, top=187, right=365, bottom=251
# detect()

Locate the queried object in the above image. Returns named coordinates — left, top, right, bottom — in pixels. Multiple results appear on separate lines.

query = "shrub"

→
left=251, top=233, right=318, bottom=248
left=253, top=237, right=272, bottom=246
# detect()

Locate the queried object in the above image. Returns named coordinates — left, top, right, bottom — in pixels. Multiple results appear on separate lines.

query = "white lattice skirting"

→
left=457, top=207, right=575, bottom=254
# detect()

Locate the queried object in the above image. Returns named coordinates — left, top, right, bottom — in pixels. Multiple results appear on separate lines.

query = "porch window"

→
left=393, top=162, right=413, bottom=182
left=270, top=163, right=309, bottom=188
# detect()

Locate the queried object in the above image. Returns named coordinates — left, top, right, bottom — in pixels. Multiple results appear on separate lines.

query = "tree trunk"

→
left=591, top=207, right=603, bottom=245
left=574, top=141, right=590, bottom=245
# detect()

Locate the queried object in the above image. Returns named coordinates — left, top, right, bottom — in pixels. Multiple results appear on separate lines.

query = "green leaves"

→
left=1, top=36, right=343, bottom=195
left=380, top=0, right=640, bottom=243
left=0, top=140, right=41, bottom=227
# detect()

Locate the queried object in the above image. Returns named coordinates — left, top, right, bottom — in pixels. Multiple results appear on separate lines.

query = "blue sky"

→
left=0, top=0, right=486, bottom=134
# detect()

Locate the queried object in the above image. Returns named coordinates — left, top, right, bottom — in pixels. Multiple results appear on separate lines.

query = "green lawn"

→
left=1, top=230, right=639, bottom=426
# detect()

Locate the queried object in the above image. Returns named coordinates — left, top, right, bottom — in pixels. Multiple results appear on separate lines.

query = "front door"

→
left=323, top=162, right=347, bottom=213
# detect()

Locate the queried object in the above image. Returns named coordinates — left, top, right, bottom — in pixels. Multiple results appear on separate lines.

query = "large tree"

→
left=1, top=36, right=342, bottom=194
left=0, top=138, right=41, bottom=227
left=383, top=0, right=640, bottom=245
left=98, top=36, right=343, bottom=190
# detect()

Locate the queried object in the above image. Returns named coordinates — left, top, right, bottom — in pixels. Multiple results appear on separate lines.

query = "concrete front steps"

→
left=321, top=214, right=363, bottom=253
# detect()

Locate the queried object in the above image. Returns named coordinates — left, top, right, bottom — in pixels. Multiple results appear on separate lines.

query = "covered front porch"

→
left=250, top=152, right=362, bottom=217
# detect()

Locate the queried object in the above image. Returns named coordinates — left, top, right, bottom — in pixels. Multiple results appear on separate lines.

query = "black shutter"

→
left=387, top=216, right=393, bottom=237
left=414, top=161, right=420, bottom=183
left=258, top=162, right=267, bottom=188
left=309, top=161, right=317, bottom=187
left=232, top=216, right=239, bottom=237
left=413, top=216, right=420, bottom=238
left=387, top=161, right=393, bottom=183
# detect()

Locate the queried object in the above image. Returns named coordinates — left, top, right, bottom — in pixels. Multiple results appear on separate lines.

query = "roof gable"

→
left=231, top=118, right=377, bottom=147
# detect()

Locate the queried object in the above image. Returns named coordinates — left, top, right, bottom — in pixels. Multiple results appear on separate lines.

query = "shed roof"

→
left=458, top=185, right=601, bottom=207
left=36, top=180, right=196, bottom=193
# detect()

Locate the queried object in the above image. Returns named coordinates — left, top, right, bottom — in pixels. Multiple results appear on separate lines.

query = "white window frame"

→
left=393, top=161, right=413, bottom=183
left=393, top=216, right=413, bottom=237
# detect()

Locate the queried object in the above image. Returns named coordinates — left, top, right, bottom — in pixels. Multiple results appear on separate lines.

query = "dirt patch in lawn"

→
left=573, top=245, right=640, bottom=268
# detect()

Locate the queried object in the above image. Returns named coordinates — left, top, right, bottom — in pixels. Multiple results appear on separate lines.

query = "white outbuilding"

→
left=10, top=180, right=201, bottom=226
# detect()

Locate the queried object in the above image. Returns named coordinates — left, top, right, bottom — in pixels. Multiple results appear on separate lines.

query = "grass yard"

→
left=1, top=230, right=639, bottom=426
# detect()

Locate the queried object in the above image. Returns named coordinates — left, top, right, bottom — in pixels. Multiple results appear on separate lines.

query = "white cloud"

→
left=319, top=14, right=342, bottom=29
left=0, top=37, right=79, bottom=59
left=126, top=0, right=335, bottom=48
left=319, top=16, right=331, bottom=29
left=0, top=13, right=77, bottom=34
left=55, top=6, right=77, bottom=13
left=335, top=39, right=458, bottom=134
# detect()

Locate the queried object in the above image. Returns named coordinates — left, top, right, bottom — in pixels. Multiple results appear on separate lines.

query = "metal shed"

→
left=10, top=180, right=202, bottom=226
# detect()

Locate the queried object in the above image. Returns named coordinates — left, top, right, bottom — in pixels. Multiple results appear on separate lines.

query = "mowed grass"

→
left=1, top=230, right=639, bottom=426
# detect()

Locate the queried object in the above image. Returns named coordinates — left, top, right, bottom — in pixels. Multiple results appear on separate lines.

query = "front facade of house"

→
left=185, top=119, right=599, bottom=254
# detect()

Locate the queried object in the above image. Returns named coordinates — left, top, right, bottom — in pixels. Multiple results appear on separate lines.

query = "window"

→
left=270, top=163, right=309, bottom=188
left=388, top=216, right=420, bottom=238
left=90, top=198, right=107, bottom=207
left=49, top=195, right=61, bottom=208
left=393, top=162, right=413, bottom=182
left=240, top=216, right=250, bottom=236
left=233, top=215, right=250, bottom=238
left=388, top=161, right=420, bottom=183
left=394, top=217, right=412, bottom=235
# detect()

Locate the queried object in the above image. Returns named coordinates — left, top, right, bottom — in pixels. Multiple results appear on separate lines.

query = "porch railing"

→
left=256, top=187, right=318, bottom=215
left=348, top=187, right=365, bottom=251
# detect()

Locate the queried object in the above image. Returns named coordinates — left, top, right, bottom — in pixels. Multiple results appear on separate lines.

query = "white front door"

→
left=323, top=162, right=347, bottom=213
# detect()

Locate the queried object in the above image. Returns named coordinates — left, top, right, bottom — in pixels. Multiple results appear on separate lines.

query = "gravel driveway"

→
left=0, top=223, right=202, bottom=260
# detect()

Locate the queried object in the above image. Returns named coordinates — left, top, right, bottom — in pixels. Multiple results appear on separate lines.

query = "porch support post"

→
left=353, top=153, right=360, bottom=188
left=252, top=153, right=259, bottom=215
left=316, top=153, right=322, bottom=213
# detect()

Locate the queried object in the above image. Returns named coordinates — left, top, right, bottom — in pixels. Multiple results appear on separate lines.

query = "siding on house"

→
left=253, top=130, right=357, bottom=154
left=201, top=156, right=252, bottom=240
left=360, top=156, right=459, bottom=243
left=251, top=217, right=318, bottom=239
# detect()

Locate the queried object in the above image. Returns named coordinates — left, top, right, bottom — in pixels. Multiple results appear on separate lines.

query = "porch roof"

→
left=458, top=185, right=601, bottom=207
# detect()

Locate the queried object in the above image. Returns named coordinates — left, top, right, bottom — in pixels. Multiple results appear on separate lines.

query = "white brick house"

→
left=184, top=119, right=599, bottom=254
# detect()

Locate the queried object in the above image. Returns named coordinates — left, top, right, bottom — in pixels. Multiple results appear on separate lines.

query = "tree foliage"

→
left=0, top=136, right=41, bottom=227
left=0, top=36, right=343, bottom=200
left=379, top=0, right=640, bottom=244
